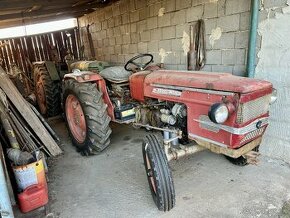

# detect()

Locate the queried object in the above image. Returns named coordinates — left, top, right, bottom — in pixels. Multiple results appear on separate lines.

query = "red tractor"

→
left=62, top=54, right=277, bottom=211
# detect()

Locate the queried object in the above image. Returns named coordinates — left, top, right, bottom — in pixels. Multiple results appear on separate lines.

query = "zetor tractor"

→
left=62, top=54, right=277, bottom=211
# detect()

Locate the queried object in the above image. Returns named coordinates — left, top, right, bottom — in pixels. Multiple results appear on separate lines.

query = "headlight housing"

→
left=270, top=88, right=277, bottom=104
left=208, top=103, right=229, bottom=124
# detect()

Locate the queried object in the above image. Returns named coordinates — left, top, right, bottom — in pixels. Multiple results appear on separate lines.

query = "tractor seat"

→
left=99, top=66, right=132, bottom=83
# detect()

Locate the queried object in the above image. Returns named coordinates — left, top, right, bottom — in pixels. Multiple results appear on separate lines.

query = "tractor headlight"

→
left=270, top=88, right=277, bottom=104
left=208, top=103, right=229, bottom=124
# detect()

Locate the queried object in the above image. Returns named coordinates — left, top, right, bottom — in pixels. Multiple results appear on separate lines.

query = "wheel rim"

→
left=145, top=152, right=157, bottom=194
left=36, top=76, right=47, bottom=114
left=65, top=94, right=87, bottom=143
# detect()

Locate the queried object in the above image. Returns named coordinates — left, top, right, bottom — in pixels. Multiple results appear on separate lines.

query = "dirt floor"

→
left=16, top=118, right=290, bottom=218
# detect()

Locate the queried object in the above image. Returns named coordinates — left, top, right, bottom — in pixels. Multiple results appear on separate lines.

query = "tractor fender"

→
left=33, top=61, right=60, bottom=81
left=64, top=71, right=115, bottom=120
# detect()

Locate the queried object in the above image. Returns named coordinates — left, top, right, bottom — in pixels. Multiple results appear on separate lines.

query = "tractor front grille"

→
left=240, top=126, right=266, bottom=145
left=237, top=94, right=271, bottom=124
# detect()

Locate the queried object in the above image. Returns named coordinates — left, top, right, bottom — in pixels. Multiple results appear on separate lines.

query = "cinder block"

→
left=149, top=2, right=162, bottom=17
left=226, top=0, right=250, bottom=15
left=107, top=28, right=114, bottom=37
left=202, top=65, right=212, bottom=72
left=102, top=20, right=108, bottom=30
left=108, top=18, right=114, bottom=28
left=212, top=65, right=234, bottom=73
left=137, top=20, right=147, bottom=32
left=159, top=40, right=172, bottom=51
left=162, top=0, right=176, bottom=13
left=117, top=54, right=125, bottom=63
left=221, top=49, right=235, bottom=64
left=108, top=46, right=115, bottom=55
left=263, top=0, right=287, bottom=9
left=204, top=18, right=217, bottom=35
left=235, top=31, right=249, bottom=49
left=120, top=24, right=130, bottom=35
left=119, top=1, right=129, bottom=14
left=217, top=14, right=240, bottom=32
left=138, top=42, right=148, bottom=53
left=114, top=26, right=121, bottom=36
left=129, top=0, right=136, bottom=11
left=122, top=44, right=129, bottom=54
left=140, top=8, right=149, bottom=20
left=130, top=22, right=137, bottom=32
left=186, top=5, right=204, bottom=22
left=236, top=49, right=246, bottom=64
left=204, top=2, right=218, bottom=19
left=140, top=31, right=151, bottom=42
left=112, top=4, right=121, bottom=17
left=109, top=38, right=116, bottom=46
left=116, top=36, right=123, bottom=45
left=171, top=38, right=183, bottom=52
left=176, top=0, right=191, bottom=10
left=148, top=40, right=159, bottom=52
left=122, top=14, right=130, bottom=24
left=217, top=0, right=226, bottom=16
left=158, top=13, right=171, bottom=27
left=151, top=28, right=162, bottom=40
left=162, top=26, right=176, bottom=40
left=131, top=33, right=139, bottom=43
left=240, top=12, right=250, bottom=31
left=122, top=34, right=131, bottom=44
left=110, top=54, right=118, bottom=63
left=212, top=32, right=235, bottom=49
left=114, top=16, right=122, bottom=26
left=130, top=10, right=140, bottom=22
left=176, top=23, right=189, bottom=38
left=135, top=0, right=147, bottom=9
left=105, top=7, right=113, bottom=19
left=171, top=10, right=186, bottom=25
left=129, top=44, right=138, bottom=53
left=206, top=50, right=222, bottom=64
left=115, top=45, right=122, bottom=54
left=233, top=65, right=246, bottom=76
left=147, top=17, right=158, bottom=30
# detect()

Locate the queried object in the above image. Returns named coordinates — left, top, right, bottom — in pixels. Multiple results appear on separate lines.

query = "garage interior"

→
left=0, top=0, right=289, bottom=217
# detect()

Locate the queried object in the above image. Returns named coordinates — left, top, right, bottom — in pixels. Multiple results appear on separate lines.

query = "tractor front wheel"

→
left=63, top=79, right=112, bottom=156
left=225, top=146, right=260, bottom=166
left=142, top=134, right=175, bottom=211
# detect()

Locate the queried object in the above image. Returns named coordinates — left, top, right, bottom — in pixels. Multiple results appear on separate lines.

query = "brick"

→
left=263, top=0, right=287, bottom=9
left=158, top=13, right=171, bottom=27
left=176, top=0, right=191, bottom=10
left=226, top=0, right=250, bottom=15
left=159, top=40, right=172, bottom=51
left=138, top=42, right=148, bottom=53
left=206, top=50, right=222, bottom=64
left=129, top=44, right=138, bottom=53
left=122, top=44, right=129, bottom=54
left=186, top=5, right=203, bottom=22
left=147, top=17, right=158, bottom=30
left=212, top=65, right=234, bottom=73
left=204, top=2, right=218, bottom=18
left=171, top=10, right=186, bottom=25
left=140, top=31, right=151, bottom=42
left=122, top=34, right=131, bottom=44
left=240, top=12, right=250, bottom=31
left=171, top=38, right=183, bottom=52
left=130, top=10, right=140, bottom=22
left=212, top=32, right=235, bottom=49
left=151, top=28, right=162, bottom=40
left=217, top=14, right=240, bottom=32
left=148, top=40, right=159, bottom=52
left=137, top=20, right=147, bottom=32
left=235, top=31, right=249, bottom=49
left=112, top=4, right=121, bottom=17
left=122, top=14, right=130, bottom=24
left=162, top=26, right=176, bottom=39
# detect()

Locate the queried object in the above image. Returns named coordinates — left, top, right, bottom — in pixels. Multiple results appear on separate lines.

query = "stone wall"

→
left=78, top=0, right=251, bottom=76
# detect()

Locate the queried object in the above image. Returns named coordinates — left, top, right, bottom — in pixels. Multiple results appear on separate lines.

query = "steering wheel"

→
left=124, top=54, right=153, bottom=71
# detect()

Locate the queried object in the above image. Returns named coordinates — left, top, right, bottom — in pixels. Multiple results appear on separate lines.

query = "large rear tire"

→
left=63, top=79, right=112, bottom=156
left=142, top=134, right=175, bottom=211
left=34, top=64, right=61, bottom=117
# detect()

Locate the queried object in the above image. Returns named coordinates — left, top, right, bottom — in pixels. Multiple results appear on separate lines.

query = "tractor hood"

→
left=145, top=70, right=272, bottom=94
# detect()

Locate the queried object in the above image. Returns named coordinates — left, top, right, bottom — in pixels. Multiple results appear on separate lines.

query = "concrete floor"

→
left=19, top=118, right=290, bottom=218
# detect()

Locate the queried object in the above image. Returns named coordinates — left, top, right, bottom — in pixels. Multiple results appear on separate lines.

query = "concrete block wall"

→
left=78, top=0, right=252, bottom=76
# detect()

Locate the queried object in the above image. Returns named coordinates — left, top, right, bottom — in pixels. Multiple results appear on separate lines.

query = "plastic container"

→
left=18, top=184, right=48, bottom=213
left=13, top=159, right=47, bottom=191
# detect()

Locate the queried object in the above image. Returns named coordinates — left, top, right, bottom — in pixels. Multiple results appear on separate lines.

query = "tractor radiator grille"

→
left=237, top=94, right=271, bottom=124
left=240, top=126, right=266, bottom=145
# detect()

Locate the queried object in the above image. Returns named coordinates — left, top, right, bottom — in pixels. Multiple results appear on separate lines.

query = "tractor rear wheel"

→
left=63, top=79, right=112, bottom=156
left=34, top=65, right=61, bottom=117
left=142, top=134, right=175, bottom=211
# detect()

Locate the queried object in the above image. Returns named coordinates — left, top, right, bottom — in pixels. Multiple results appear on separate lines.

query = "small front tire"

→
left=142, top=134, right=175, bottom=211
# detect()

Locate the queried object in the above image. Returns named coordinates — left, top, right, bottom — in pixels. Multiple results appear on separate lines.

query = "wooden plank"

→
left=0, top=67, right=62, bottom=156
